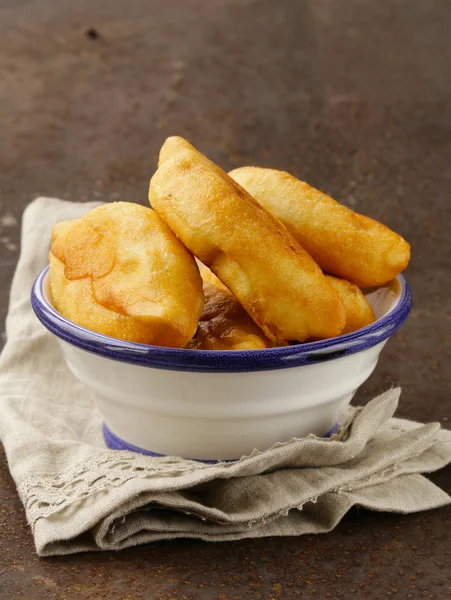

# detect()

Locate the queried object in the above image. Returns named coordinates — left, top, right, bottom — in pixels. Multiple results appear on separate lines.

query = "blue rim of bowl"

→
left=31, top=265, right=412, bottom=373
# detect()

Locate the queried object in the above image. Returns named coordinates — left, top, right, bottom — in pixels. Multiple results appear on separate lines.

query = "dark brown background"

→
left=1, top=0, right=450, bottom=598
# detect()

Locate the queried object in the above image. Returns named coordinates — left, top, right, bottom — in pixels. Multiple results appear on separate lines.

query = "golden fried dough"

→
left=229, top=167, right=410, bottom=288
left=203, top=262, right=373, bottom=338
left=200, top=264, right=230, bottom=293
left=325, top=276, right=375, bottom=334
left=49, top=202, right=204, bottom=347
left=149, top=136, right=346, bottom=343
left=187, top=273, right=272, bottom=350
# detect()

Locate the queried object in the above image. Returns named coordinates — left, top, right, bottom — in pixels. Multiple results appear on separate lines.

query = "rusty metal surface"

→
left=0, top=0, right=450, bottom=597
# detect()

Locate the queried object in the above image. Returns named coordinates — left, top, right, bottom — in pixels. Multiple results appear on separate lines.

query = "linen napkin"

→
left=0, top=197, right=450, bottom=557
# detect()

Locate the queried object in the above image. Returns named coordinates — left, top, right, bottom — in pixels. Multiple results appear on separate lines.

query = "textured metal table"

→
left=1, top=1, right=450, bottom=598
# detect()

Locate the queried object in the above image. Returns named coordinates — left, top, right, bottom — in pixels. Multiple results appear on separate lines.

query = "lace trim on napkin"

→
left=17, top=400, right=426, bottom=529
left=17, top=420, right=355, bottom=525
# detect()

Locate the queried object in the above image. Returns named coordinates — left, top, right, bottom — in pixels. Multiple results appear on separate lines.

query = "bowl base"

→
left=102, top=422, right=340, bottom=463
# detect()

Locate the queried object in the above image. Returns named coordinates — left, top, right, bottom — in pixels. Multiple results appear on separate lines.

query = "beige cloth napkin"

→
left=0, top=197, right=450, bottom=557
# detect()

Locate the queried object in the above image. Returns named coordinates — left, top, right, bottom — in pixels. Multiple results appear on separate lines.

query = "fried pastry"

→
left=204, top=264, right=373, bottom=338
left=149, top=136, right=346, bottom=343
left=187, top=268, right=272, bottom=350
left=325, top=276, right=375, bottom=334
left=49, top=202, right=204, bottom=347
left=200, top=264, right=231, bottom=293
left=229, top=167, right=410, bottom=288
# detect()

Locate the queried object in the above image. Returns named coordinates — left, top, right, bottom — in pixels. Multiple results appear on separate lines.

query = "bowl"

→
left=31, top=266, right=411, bottom=461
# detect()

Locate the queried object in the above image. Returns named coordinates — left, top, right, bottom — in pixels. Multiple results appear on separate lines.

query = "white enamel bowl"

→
left=32, top=267, right=411, bottom=462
